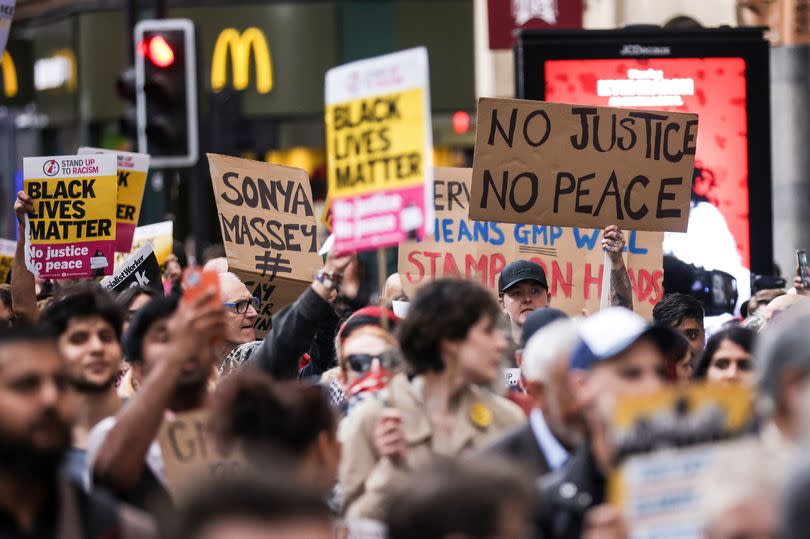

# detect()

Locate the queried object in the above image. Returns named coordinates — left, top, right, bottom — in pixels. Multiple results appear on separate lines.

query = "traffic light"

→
left=115, top=65, right=137, bottom=140
left=134, top=19, right=198, bottom=168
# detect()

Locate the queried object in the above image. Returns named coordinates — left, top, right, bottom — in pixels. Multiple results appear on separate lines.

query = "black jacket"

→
left=485, top=424, right=552, bottom=479
left=250, top=286, right=335, bottom=380
left=535, top=442, right=606, bottom=539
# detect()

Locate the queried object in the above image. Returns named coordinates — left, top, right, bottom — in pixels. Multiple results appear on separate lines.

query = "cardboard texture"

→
left=399, top=168, right=664, bottom=319
left=101, top=242, right=162, bottom=294
left=157, top=410, right=244, bottom=502
left=23, top=154, right=118, bottom=279
left=208, top=154, right=322, bottom=331
left=469, top=98, right=698, bottom=232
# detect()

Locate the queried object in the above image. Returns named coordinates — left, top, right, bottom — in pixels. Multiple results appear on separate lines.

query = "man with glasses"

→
left=652, top=293, right=706, bottom=360
left=218, top=272, right=260, bottom=366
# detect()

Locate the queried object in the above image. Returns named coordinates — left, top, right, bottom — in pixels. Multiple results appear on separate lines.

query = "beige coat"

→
left=338, top=373, right=526, bottom=520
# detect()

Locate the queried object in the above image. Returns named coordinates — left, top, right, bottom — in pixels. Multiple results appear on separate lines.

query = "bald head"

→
left=383, top=273, right=404, bottom=303
left=763, top=294, right=809, bottom=327
left=218, top=272, right=257, bottom=346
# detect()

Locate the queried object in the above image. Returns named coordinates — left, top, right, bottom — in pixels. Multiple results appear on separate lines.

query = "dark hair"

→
left=123, top=295, right=178, bottom=363
left=693, top=326, right=755, bottom=379
left=0, top=322, right=55, bottom=348
left=0, top=284, right=11, bottom=311
left=653, top=293, right=705, bottom=328
left=115, top=285, right=160, bottom=310
left=169, top=474, right=331, bottom=539
left=39, top=283, right=124, bottom=341
left=210, top=371, right=335, bottom=458
left=662, top=328, right=691, bottom=381
left=398, top=279, right=501, bottom=375
left=172, top=240, right=188, bottom=268
left=385, top=456, right=532, bottom=539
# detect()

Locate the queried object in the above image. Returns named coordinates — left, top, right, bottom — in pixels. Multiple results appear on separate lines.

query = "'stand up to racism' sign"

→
left=325, top=47, right=434, bottom=253
left=469, top=98, right=698, bottom=232
left=79, top=147, right=150, bottom=253
left=23, top=154, right=117, bottom=279
left=399, top=168, right=664, bottom=319
left=208, top=154, right=323, bottom=337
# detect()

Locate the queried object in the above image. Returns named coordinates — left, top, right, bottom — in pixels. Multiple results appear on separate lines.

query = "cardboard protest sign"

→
left=157, top=409, right=244, bottom=501
left=101, top=242, right=162, bottom=294
left=208, top=154, right=322, bottom=333
left=325, top=47, right=434, bottom=253
left=399, top=168, right=664, bottom=319
left=78, top=147, right=150, bottom=253
left=23, top=154, right=117, bottom=279
left=116, top=220, right=173, bottom=268
left=0, top=239, right=14, bottom=284
left=469, top=98, right=698, bottom=232
left=608, top=384, right=757, bottom=539
left=232, top=269, right=310, bottom=339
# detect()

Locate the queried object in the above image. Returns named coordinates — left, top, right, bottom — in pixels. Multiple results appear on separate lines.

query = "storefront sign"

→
left=211, top=27, right=272, bottom=94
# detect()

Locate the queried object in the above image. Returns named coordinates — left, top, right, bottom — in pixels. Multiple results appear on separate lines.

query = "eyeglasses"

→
left=223, top=297, right=260, bottom=314
left=345, top=352, right=398, bottom=374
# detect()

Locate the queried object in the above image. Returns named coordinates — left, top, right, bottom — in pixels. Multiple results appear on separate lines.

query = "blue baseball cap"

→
left=570, top=308, right=678, bottom=371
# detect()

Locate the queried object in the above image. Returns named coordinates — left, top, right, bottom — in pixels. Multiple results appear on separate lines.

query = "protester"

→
left=162, top=241, right=187, bottom=294
left=116, top=285, right=160, bottom=334
left=38, top=284, right=125, bottom=484
left=218, top=250, right=353, bottom=379
left=500, top=226, right=632, bottom=344
left=339, top=278, right=525, bottom=520
left=652, top=292, right=706, bottom=359
left=382, top=273, right=405, bottom=303
left=168, top=474, right=333, bottom=539
left=216, top=272, right=259, bottom=368
left=210, top=371, right=340, bottom=492
left=86, top=291, right=224, bottom=511
left=664, top=330, right=693, bottom=383
left=536, top=308, right=679, bottom=539
left=384, top=456, right=534, bottom=539
left=757, top=302, right=810, bottom=453
left=693, top=327, right=755, bottom=385
left=115, top=286, right=161, bottom=397
left=487, top=316, right=582, bottom=479
left=747, top=288, right=786, bottom=317
left=328, top=320, right=400, bottom=412
left=0, top=324, right=155, bottom=537
left=11, top=192, right=41, bottom=323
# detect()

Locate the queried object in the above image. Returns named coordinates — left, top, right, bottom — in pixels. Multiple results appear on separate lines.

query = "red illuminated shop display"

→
left=545, top=58, right=750, bottom=267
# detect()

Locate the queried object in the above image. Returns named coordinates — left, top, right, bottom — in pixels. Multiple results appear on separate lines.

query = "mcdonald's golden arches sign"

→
left=211, top=27, right=273, bottom=95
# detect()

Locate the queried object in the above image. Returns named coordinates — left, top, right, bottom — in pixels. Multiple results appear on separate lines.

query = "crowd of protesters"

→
left=4, top=188, right=810, bottom=539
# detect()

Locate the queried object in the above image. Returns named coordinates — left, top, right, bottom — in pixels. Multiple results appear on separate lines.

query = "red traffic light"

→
left=452, top=110, right=470, bottom=134
left=138, top=35, right=175, bottom=68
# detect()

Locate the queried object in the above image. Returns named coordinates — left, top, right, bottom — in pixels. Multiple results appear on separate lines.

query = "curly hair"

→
left=397, top=279, right=502, bottom=375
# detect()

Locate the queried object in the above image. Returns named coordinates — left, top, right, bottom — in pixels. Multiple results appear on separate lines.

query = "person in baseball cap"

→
left=498, top=260, right=550, bottom=344
left=536, top=307, right=679, bottom=539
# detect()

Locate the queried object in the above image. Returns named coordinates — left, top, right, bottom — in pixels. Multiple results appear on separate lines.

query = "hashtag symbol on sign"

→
left=254, top=250, right=293, bottom=280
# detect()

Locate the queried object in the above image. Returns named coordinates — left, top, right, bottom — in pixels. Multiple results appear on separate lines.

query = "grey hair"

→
left=521, top=318, right=580, bottom=383
left=756, top=301, right=810, bottom=416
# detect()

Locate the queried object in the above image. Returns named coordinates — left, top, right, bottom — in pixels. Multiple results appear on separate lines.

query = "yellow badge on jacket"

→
left=470, top=403, right=492, bottom=429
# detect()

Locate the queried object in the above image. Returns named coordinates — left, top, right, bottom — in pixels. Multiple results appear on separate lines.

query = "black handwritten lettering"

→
left=488, top=107, right=517, bottom=147
left=554, top=172, right=576, bottom=212
left=656, top=177, right=683, bottom=219
left=624, top=176, right=649, bottom=220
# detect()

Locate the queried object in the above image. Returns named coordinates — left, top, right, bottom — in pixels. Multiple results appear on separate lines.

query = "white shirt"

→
left=529, top=409, right=569, bottom=471
left=83, top=415, right=166, bottom=491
